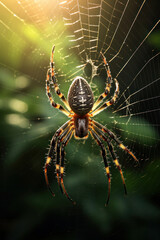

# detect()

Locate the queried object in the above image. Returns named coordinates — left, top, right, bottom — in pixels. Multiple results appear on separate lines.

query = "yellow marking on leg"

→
left=105, top=167, right=111, bottom=183
left=105, top=166, right=110, bottom=175
left=60, top=167, right=64, bottom=174
left=114, top=159, right=119, bottom=166
left=102, top=93, right=106, bottom=98
left=106, top=102, right=112, bottom=106
left=56, top=164, right=60, bottom=185
left=44, top=156, right=55, bottom=197
left=55, top=86, right=59, bottom=92
left=106, top=86, right=110, bottom=92
left=105, top=166, right=111, bottom=205
left=119, top=169, right=126, bottom=186
left=129, top=151, right=138, bottom=161
left=119, top=143, right=125, bottom=150
left=44, top=157, right=51, bottom=177
left=114, top=159, right=127, bottom=193
left=56, top=164, right=60, bottom=170
left=119, top=144, right=138, bottom=162
left=46, top=157, right=51, bottom=165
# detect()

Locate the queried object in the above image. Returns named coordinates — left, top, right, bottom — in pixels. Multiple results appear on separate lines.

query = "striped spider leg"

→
left=89, top=126, right=111, bottom=205
left=44, top=119, right=75, bottom=204
left=44, top=120, right=73, bottom=196
left=49, top=46, right=71, bottom=112
left=90, top=78, right=119, bottom=117
left=92, top=52, right=113, bottom=111
left=91, top=120, right=138, bottom=163
left=46, top=46, right=72, bottom=117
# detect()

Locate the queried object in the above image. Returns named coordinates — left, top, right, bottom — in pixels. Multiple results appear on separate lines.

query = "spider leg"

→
left=55, top=125, right=73, bottom=187
left=46, top=69, right=71, bottom=117
left=107, top=140, right=127, bottom=195
left=91, top=123, right=127, bottom=195
left=91, top=119, right=138, bottom=162
left=90, top=78, right=119, bottom=117
left=55, top=139, right=61, bottom=186
left=50, top=46, right=71, bottom=112
left=60, top=127, right=76, bottom=205
left=92, top=52, right=112, bottom=111
left=89, top=127, right=111, bottom=205
left=44, top=120, right=73, bottom=197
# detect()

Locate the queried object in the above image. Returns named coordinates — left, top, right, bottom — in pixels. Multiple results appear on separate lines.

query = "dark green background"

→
left=1, top=0, right=160, bottom=240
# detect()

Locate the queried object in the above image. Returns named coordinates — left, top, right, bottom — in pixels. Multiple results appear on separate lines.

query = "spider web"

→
left=58, top=0, right=160, bottom=164
left=0, top=0, right=160, bottom=203
left=58, top=0, right=160, bottom=198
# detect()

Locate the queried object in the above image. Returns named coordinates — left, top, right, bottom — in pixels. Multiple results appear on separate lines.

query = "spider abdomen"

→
left=68, top=77, right=94, bottom=115
left=74, top=114, right=89, bottom=138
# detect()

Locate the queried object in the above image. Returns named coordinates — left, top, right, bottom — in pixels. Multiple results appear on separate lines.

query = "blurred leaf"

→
left=149, top=31, right=160, bottom=50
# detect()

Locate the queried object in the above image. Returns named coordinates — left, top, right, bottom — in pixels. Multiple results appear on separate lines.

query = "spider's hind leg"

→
left=92, top=120, right=138, bottom=163
left=44, top=120, right=72, bottom=197
left=92, top=124, right=127, bottom=195
left=89, top=127, right=111, bottom=205
left=60, top=127, right=76, bottom=205
left=55, top=126, right=73, bottom=187
left=106, top=139, right=127, bottom=195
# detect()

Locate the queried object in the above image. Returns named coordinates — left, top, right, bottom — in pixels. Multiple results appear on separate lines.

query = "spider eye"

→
left=84, top=62, right=92, bottom=77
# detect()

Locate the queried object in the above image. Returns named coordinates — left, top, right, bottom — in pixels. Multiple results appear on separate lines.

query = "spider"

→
left=44, top=45, right=138, bottom=205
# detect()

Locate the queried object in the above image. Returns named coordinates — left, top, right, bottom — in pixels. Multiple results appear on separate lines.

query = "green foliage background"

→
left=1, top=1, right=160, bottom=240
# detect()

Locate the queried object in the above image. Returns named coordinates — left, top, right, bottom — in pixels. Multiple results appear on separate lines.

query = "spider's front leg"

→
left=46, top=45, right=73, bottom=117
left=92, top=52, right=113, bottom=111
left=90, top=78, right=119, bottom=117
left=46, top=69, right=71, bottom=117
left=49, top=46, right=71, bottom=112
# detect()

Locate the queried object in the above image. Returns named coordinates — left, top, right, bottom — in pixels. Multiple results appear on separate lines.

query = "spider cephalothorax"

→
left=44, top=45, right=138, bottom=205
